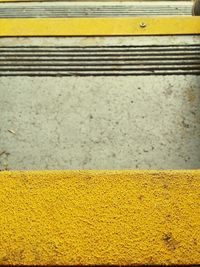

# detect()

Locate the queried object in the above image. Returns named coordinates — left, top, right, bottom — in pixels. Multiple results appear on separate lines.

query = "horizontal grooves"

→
left=0, top=4, right=191, bottom=17
left=1, top=45, right=200, bottom=76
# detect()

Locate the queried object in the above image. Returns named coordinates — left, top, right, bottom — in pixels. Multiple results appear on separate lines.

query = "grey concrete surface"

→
left=0, top=75, right=200, bottom=170
left=0, top=36, right=200, bottom=170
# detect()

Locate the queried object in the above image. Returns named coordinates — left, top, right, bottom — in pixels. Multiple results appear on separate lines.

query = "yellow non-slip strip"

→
left=0, top=170, right=199, bottom=265
left=0, top=17, right=200, bottom=36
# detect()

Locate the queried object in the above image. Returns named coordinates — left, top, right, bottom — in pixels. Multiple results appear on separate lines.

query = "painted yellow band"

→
left=0, top=170, right=199, bottom=265
left=0, top=17, right=200, bottom=36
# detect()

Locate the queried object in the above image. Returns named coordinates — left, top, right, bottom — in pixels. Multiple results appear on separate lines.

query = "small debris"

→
left=0, top=150, right=6, bottom=156
left=3, top=162, right=9, bottom=170
left=8, top=129, right=16, bottom=134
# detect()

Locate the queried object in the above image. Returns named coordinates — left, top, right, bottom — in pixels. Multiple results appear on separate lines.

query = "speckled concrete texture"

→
left=0, top=170, right=199, bottom=265
left=0, top=75, right=200, bottom=170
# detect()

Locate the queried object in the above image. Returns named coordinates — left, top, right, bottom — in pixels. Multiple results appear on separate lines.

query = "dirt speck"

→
left=164, top=87, right=173, bottom=96
left=193, top=238, right=198, bottom=245
left=186, top=88, right=196, bottom=103
left=162, top=232, right=178, bottom=251
left=181, top=118, right=190, bottom=129
left=138, top=195, right=144, bottom=201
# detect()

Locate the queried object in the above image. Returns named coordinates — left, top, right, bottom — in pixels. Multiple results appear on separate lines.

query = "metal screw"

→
left=139, top=22, right=146, bottom=28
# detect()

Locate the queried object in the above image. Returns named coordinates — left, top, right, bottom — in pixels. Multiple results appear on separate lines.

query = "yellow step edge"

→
left=0, top=17, right=200, bottom=36
left=0, top=170, right=199, bottom=265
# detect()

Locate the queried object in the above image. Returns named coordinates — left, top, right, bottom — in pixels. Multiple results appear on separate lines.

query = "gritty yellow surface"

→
left=0, top=17, right=200, bottom=36
left=0, top=170, right=199, bottom=265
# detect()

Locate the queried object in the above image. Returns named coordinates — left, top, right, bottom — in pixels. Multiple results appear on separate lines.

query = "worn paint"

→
left=0, top=170, right=199, bottom=265
left=0, top=17, right=200, bottom=36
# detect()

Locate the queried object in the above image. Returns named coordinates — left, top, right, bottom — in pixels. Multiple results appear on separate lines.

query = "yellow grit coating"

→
left=0, top=170, right=199, bottom=265
left=0, top=17, right=200, bottom=36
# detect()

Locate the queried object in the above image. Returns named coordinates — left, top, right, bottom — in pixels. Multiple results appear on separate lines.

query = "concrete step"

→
left=1, top=35, right=200, bottom=170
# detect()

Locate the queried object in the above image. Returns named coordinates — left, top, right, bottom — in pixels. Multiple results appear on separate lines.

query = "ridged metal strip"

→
left=1, top=45, right=199, bottom=76
left=0, top=2, right=192, bottom=17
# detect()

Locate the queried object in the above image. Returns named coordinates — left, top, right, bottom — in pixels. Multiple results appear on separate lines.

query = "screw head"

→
left=139, top=22, right=146, bottom=28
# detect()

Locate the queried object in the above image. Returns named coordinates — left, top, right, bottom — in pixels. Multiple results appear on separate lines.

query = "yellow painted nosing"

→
left=0, top=170, right=199, bottom=265
left=0, top=17, right=200, bottom=36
